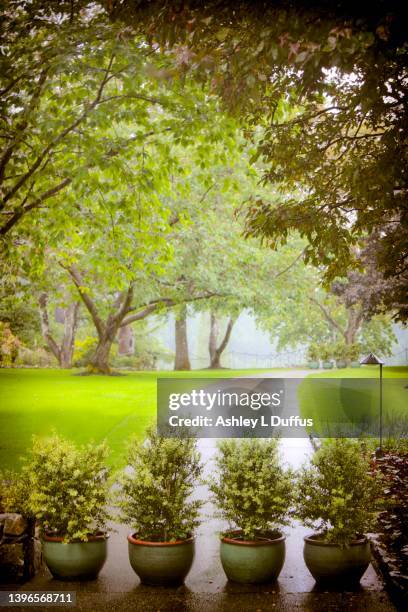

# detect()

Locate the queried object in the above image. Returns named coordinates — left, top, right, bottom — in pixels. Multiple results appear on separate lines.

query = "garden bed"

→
left=370, top=450, right=408, bottom=608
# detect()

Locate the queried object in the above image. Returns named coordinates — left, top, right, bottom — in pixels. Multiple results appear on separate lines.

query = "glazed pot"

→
left=127, top=534, right=194, bottom=585
left=220, top=530, right=285, bottom=584
left=303, top=534, right=371, bottom=584
left=42, top=533, right=108, bottom=580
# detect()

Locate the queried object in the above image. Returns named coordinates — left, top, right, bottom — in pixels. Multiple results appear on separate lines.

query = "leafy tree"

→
left=1, top=14, right=239, bottom=373
left=1, top=3, right=118, bottom=237
left=258, top=235, right=397, bottom=357
left=46, top=86, right=236, bottom=373
left=0, top=297, right=41, bottom=346
left=168, top=151, right=309, bottom=369
left=106, top=0, right=407, bottom=321
left=261, top=281, right=395, bottom=358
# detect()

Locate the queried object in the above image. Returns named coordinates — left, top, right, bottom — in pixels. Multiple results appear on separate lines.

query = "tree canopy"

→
left=107, top=0, right=408, bottom=321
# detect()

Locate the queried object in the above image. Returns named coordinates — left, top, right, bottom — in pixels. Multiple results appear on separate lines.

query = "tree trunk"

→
left=38, top=294, right=79, bottom=368
left=208, top=312, right=236, bottom=369
left=64, top=263, right=219, bottom=374
left=89, top=335, right=115, bottom=374
left=118, top=324, right=134, bottom=355
left=174, top=306, right=191, bottom=370
left=59, top=302, right=80, bottom=368
left=344, top=307, right=363, bottom=345
left=88, top=317, right=121, bottom=374
left=208, top=312, right=219, bottom=366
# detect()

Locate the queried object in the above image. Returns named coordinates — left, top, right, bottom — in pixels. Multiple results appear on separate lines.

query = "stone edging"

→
left=369, top=534, right=408, bottom=610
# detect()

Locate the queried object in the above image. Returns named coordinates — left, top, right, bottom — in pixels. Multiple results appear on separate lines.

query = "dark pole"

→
left=379, top=362, right=383, bottom=452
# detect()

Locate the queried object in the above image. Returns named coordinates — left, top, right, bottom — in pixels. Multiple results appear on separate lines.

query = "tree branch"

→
left=113, top=283, right=135, bottom=324
left=309, top=296, right=345, bottom=337
left=273, top=250, right=305, bottom=279
left=0, top=178, right=71, bottom=235
left=2, top=55, right=115, bottom=206
left=0, top=68, right=49, bottom=187
left=62, top=264, right=105, bottom=338
left=121, top=292, right=221, bottom=327
left=217, top=316, right=236, bottom=356
left=38, top=293, right=61, bottom=361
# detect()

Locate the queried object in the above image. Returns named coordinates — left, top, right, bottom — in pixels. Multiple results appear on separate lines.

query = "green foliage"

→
left=0, top=300, right=41, bottom=346
left=307, top=343, right=320, bottom=362
left=318, top=343, right=334, bottom=362
left=209, top=439, right=293, bottom=540
left=0, top=322, right=20, bottom=366
left=360, top=315, right=395, bottom=357
left=23, top=434, right=110, bottom=542
left=73, top=336, right=98, bottom=367
left=117, top=428, right=202, bottom=542
left=295, top=439, right=381, bottom=545
left=0, top=470, right=32, bottom=517
left=332, top=341, right=360, bottom=362
left=111, top=1, right=408, bottom=320
left=15, top=346, right=55, bottom=368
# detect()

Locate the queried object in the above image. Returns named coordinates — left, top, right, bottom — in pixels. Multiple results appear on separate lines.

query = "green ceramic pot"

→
left=127, top=534, right=194, bottom=585
left=308, top=361, right=320, bottom=369
left=220, top=531, right=285, bottom=584
left=322, top=361, right=333, bottom=369
left=42, top=533, right=108, bottom=580
left=303, top=535, right=371, bottom=584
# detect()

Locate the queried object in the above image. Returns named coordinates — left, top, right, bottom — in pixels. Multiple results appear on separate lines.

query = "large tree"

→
left=105, top=0, right=407, bottom=321
left=167, top=152, right=309, bottom=369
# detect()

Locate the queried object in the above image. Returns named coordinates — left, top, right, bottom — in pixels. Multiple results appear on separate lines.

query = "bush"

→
left=295, top=439, right=381, bottom=545
left=307, top=343, right=320, bottom=362
left=23, top=434, right=110, bottom=542
left=332, top=341, right=361, bottom=362
left=0, top=322, right=20, bottom=366
left=319, top=342, right=334, bottom=362
left=208, top=439, right=294, bottom=540
left=16, top=346, right=55, bottom=367
left=0, top=470, right=32, bottom=517
left=117, top=428, right=202, bottom=542
left=73, top=336, right=98, bottom=367
left=112, top=353, right=157, bottom=370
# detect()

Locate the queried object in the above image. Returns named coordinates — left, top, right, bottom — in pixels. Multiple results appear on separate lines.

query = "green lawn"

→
left=298, top=366, right=408, bottom=438
left=0, top=367, right=270, bottom=471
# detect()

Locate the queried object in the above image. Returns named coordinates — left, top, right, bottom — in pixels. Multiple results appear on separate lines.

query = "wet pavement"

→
left=1, top=371, right=396, bottom=611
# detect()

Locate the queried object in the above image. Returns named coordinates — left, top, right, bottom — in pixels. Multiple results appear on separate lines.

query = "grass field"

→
left=2, top=366, right=407, bottom=471
left=0, top=368, right=270, bottom=471
left=299, top=366, right=408, bottom=438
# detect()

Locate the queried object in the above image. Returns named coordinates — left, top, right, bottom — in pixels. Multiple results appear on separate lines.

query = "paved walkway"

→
left=2, top=370, right=396, bottom=611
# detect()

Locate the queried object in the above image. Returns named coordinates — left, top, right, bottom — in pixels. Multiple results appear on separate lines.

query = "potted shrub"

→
left=320, top=344, right=334, bottom=369
left=209, top=439, right=293, bottom=584
left=348, top=343, right=361, bottom=368
left=117, top=428, right=202, bottom=585
left=295, top=438, right=381, bottom=585
left=333, top=341, right=347, bottom=369
left=24, top=434, right=110, bottom=580
left=306, top=343, right=320, bottom=369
